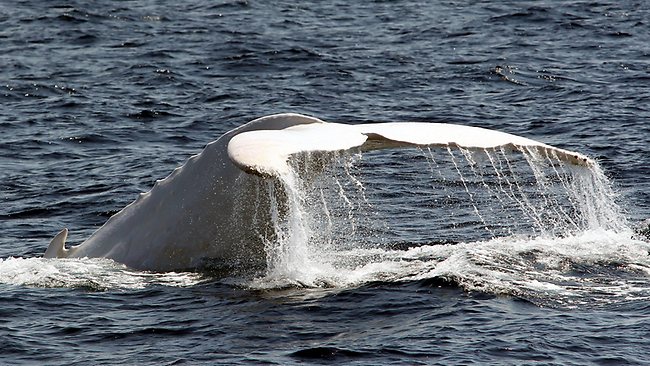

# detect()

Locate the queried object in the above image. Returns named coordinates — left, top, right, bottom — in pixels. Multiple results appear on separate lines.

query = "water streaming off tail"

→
left=268, top=146, right=626, bottom=259
left=253, top=146, right=650, bottom=306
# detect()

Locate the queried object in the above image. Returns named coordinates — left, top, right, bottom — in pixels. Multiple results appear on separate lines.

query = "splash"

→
left=0, top=257, right=205, bottom=291
left=251, top=146, right=650, bottom=306
left=259, top=168, right=329, bottom=286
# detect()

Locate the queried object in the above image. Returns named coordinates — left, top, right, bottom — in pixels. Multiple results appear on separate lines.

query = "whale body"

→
left=44, top=113, right=591, bottom=271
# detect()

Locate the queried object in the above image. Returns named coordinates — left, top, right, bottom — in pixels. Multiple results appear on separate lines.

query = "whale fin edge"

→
left=228, top=120, right=595, bottom=176
left=44, top=228, right=69, bottom=258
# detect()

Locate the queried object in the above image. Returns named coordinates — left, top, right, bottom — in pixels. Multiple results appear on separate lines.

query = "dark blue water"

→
left=2, top=1, right=650, bottom=364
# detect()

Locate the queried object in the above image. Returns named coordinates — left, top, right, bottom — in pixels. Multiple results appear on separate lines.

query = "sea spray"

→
left=251, top=146, right=648, bottom=305
left=0, top=257, right=204, bottom=290
left=260, top=162, right=347, bottom=287
left=262, top=169, right=314, bottom=283
left=566, top=160, right=628, bottom=231
left=256, top=152, right=375, bottom=286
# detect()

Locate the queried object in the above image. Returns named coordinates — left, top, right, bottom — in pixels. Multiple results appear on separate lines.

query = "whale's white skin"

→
left=44, top=113, right=592, bottom=271
left=228, top=120, right=591, bottom=175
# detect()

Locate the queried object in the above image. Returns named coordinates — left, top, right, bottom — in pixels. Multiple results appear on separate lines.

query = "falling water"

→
left=253, top=146, right=646, bottom=304
left=261, top=168, right=320, bottom=285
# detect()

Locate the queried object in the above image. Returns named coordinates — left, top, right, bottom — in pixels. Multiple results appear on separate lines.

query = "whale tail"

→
left=227, top=119, right=594, bottom=176
left=44, top=228, right=69, bottom=258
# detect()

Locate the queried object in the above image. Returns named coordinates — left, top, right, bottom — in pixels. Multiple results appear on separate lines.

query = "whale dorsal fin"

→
left=44, top=228, right=69, bottom=258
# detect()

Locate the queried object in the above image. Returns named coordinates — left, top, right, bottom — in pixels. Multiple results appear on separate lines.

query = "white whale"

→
left=44, top=113, right=591, bottom=271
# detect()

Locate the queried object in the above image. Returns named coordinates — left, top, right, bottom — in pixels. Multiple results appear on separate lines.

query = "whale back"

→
left=45, top=114, right=323, bottom=271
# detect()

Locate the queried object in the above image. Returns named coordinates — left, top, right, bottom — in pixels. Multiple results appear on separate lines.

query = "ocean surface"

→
left=2, top=1, right=650, bottom=364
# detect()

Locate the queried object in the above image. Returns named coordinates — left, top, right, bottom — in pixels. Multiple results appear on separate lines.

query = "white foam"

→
left=0, top=257, right=204, bottom=290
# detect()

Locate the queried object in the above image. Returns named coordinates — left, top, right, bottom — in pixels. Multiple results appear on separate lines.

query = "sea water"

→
left=2, top=1, right=650, bottom=364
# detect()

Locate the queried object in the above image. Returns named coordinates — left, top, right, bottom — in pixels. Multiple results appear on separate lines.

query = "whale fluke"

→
left=42, top=113, right=593, bottom=271
left=228, top=119, right=592, bottom=177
